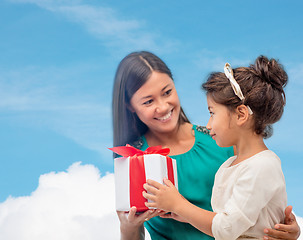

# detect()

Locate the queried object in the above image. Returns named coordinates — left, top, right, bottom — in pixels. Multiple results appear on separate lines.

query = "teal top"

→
left=133, top=125, right=234, bottom=240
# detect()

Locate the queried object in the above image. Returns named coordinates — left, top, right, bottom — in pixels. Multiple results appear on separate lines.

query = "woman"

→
left=112, top=51, right=300, bottom=240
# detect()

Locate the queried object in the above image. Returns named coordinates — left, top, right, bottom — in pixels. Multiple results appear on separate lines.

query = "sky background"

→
left=0, top=0, right=302, bottom=239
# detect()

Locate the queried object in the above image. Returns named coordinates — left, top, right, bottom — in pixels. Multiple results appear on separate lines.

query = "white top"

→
left=211, top=150, right=287, bottom=240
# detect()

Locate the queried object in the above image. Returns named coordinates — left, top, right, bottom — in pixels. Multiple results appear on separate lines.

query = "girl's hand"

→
left=117, top=207, right=163, bottom=240
left=160, top=212, right=188, bottom=223
left=142, top=178, right=184, bottom=213
left=263, top=206, right=301, bottom=240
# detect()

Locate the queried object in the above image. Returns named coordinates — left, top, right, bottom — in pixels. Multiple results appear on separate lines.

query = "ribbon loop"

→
left=109, top=144, right=170, bottom=157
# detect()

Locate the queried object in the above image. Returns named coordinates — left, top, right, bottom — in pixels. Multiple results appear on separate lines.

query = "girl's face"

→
left=206, top=95, right=237, bottom=148
left=130, top=71, right=181, bottom=135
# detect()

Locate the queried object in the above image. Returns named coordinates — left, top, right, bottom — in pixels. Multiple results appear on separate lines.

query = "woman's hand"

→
left=117, top=206, right=163, bottom=240
left=263, top=206, right=301, bottom=240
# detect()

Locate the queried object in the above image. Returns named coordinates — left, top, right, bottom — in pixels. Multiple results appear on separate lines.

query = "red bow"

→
left=109, top=144, right=170, bottom=157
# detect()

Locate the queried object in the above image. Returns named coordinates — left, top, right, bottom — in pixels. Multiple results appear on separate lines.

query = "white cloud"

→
left=0, top=162, right=152, bottom=240
left=0, top=162, right=119, bottom=240
left=0, top=162, right=301, bottom=239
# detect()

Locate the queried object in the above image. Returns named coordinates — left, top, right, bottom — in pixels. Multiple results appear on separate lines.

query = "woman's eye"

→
left=143, top=99, right=153, bottom=105
left=163, top=89, right=172, bottom=96
left=209, top=111, right=214, bottom=116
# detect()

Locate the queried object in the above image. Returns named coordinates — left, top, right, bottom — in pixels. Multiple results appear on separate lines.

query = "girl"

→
left=112, top=51, right=300, bottom=240
left=143, top=56, right=293, bottom=239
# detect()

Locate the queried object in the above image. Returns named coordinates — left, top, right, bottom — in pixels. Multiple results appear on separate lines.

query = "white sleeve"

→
left=211, top=156, right=284, bottom=240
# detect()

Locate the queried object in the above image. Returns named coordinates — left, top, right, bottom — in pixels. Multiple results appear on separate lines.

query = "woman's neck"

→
left=145, top=122, right=195, bottom=155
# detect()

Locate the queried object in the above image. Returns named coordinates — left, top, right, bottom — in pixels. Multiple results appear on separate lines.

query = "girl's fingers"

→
left=148, top=209, right=162, bottom=218
left=138, top=209, right=162, bottom=222
left=160, top=213, right=173, bottom=219
left=145, top=201, right=157, bottom=208
left=143, top=183, right=158, bottom=195
left=142, top=191, right=156, bottom=201
left=139, top=209, right=155, bottom=220
left=146, top=179, right=163, bottom=189
left=158, top=210, right=169, bottom=216
left=163, top=178, right=173, bottom=187
left=133, top=209, right=156, bottom=224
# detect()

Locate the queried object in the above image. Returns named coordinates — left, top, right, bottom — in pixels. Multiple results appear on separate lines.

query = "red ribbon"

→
left=109, top=145, right=175, bottom=212
left=109, top=144, right=170, bottom=157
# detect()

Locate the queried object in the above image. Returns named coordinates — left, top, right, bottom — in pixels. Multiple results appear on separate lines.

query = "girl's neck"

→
left=145, top=122, right=194, bottom=155
left=232, top=133, right=268, bottom=166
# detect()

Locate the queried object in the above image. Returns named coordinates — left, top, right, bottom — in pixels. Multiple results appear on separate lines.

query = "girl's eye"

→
left=209, top=111, right=214, bottom=117
left=143, top=99, right=153, bottom=105
left=163, top=89, right=172, bottom=96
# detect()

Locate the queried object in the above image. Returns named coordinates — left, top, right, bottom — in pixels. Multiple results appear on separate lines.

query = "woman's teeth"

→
left=157, top=111, right=172, bottom=121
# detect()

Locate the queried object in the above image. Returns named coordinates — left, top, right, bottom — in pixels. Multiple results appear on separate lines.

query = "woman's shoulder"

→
left=193, top=124, right=217, bottom=146
left=193, top=124, right=212, bottom=141
left=129, top=138, right=144, bottom=149
left=128, top=125, right=211, bottom=152
left=194, top=125, right=210, bottom=135
left=129, top=137, right=145, bottom=150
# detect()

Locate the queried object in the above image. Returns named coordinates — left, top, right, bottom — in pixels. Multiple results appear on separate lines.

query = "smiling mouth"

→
left=155, top=110, right=173, bottom=122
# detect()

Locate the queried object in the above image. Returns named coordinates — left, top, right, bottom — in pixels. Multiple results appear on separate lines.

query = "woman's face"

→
left=130, top=71, right=181, bottom=135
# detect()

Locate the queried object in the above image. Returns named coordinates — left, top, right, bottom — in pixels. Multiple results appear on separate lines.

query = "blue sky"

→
left=0, top=0, right=303, bottom=227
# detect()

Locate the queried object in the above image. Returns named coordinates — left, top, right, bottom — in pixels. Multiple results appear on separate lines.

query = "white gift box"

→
left=114, top=153, right=178, bottom=212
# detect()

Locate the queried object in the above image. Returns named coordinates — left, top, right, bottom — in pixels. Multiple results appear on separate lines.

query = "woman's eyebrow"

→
left=140, top=84, right=172, bottom=100
left=161, top=84, right=172, bottom=91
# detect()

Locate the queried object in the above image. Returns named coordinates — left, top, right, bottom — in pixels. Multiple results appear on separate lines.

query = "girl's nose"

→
left=206, top=118, right=212, bottom=130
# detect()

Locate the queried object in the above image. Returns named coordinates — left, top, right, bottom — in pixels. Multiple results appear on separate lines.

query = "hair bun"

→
left=252, top=55, right=288, bottom=92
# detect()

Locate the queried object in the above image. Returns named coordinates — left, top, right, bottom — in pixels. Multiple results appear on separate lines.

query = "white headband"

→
left=224, top=63, right=253, bottom=115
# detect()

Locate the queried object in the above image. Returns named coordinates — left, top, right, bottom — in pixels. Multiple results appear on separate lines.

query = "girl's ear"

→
left=235, top=105, right=250, bottom=125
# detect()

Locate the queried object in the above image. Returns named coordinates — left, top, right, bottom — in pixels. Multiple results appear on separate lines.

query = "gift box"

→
left=109, top=145, right=178, bottom=212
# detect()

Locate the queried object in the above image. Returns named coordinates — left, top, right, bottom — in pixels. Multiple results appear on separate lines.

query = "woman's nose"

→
left=155, top=100, right=169, bottom=113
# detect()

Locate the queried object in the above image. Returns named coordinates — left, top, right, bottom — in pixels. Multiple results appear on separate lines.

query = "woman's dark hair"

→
left=112, top=51, right=190, bottom=150
left=202, top=55, right=288, bottom=138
